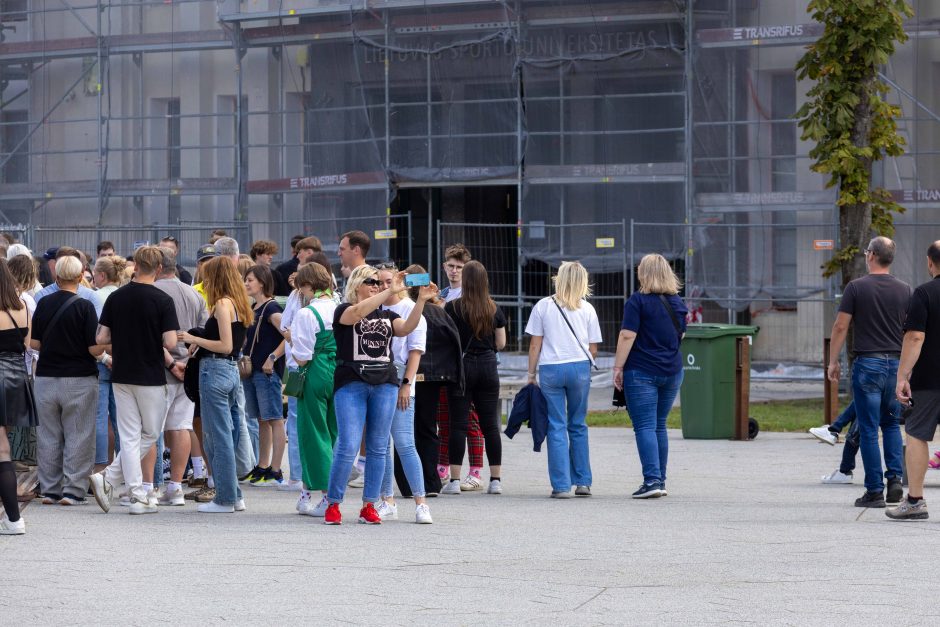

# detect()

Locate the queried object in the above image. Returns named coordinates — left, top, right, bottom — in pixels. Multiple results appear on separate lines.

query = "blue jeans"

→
left=624, top=369, right=683, bottom=486
left=199, top=358, right=244, bottom=506
left=95, top=362, right=117, bottom=464
left=286, top=392, right=303, bottom=482
left=831, top=401, right=856, bottom=432
left=539, top=361, right=592, bottom=492
left=381, top=397, right=425, bottom=498
left=234, top=382, right=255, bottom=477
left=840, top=417, right=861, bottom=475
left=327, top=382, right=397, bottom=504
left=852, top=357, right=903, bottom=492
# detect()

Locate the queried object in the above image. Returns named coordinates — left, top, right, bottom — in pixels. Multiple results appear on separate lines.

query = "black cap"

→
left=196, top=244, right=219, bottom=261
left=43, top=246, right=59, bottom=261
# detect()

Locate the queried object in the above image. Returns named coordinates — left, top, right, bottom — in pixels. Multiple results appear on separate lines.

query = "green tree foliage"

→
left=796, top=0, right=913, bottom=283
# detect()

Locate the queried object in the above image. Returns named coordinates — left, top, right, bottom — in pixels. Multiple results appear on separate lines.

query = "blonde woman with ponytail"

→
left=525, top=261, right=602, bottom=498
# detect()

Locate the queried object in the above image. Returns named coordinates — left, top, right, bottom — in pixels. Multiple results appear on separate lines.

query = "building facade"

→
left=1, top=0, right=938, bottom=357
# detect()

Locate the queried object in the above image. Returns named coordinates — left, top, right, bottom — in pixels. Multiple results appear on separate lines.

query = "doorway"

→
left=390, top=185, right=518, bottom=273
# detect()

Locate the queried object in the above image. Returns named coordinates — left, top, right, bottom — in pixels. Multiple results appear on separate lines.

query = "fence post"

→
left=407, top=212, right=413, bottom=266
left=629, top=219, right=635, bottom=295
left=621, top=219, right=628, bottom=297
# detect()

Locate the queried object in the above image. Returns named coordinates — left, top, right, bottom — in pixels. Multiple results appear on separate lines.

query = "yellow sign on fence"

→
left=374, top=229, right=397, bottom=240
left=595, top=237, right=615, bottom=249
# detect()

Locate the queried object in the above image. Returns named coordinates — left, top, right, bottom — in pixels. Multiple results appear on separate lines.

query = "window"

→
left=167, top=99, right=181, bottom=223
left=0, top=0, right=27, bottom=23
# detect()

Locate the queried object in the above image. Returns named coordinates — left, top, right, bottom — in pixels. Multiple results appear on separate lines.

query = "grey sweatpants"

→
left=35, top=376, right=99, bottom=498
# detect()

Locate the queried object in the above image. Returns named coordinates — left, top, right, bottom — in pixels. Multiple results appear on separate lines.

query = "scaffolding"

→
left=4, top=1, right=940, bottom=359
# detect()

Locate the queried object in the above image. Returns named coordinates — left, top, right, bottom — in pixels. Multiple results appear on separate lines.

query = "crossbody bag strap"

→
left=551, top=297, right=598, bottom=371
left=247, top=299, right=271, bottom=357
left=658, top=295, right=683, bottom=338
left=43, top=294, right=81, bottom=342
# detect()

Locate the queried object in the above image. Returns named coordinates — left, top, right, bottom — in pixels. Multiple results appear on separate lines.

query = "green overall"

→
left=296, top=304, right=338, bottom=491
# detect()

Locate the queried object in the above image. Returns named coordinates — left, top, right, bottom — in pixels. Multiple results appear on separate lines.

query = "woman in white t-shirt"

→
left=525, top=261, right=602, bottom=498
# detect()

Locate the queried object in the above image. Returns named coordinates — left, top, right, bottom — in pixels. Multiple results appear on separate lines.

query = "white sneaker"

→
left=158, top=489, right=185, bottom=506
left=460, top=474, right=483, bottom=491
left=118, top=495, right=131, bottom=507
left=147, top=491, right=159, bottom=508
left=88, top=472, right=113, bottom=513
left=441, top=480, right=461, bottom=495
left=197, top=501, right=235, bottom=513
left=376, top=501, right=398, bottom=521
left=415, top=503, right=433, bottom=524
left=809, top=426, right=838, bottom=446
left=0, top=518, right=25, bottom=535
left=128, top=497, right=157, bottom=515
left=234, top=499, right=246, bottom=512
left=278, top=479, right=303, bottom=492
left=347, top=465, right=364, bottom=488
left=296, top=492, right=313, bottom=514
left=821, top=470, right=853, bottom=484
left=308, top=496, right=329, bottom=518
left=487, top=479, right=503, bottom=494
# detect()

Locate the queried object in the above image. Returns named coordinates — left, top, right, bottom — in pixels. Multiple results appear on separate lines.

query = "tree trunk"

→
left=839, top=71, right=876, bottom=365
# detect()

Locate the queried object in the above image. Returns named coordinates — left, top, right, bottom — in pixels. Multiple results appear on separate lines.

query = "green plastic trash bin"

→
left=680, top=324, right=759, bottom=439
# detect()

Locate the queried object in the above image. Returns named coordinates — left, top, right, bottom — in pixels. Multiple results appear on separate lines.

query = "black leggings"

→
left=447, top=353, right=501, bottom=468
left=0, top=460, right=20, bottom=523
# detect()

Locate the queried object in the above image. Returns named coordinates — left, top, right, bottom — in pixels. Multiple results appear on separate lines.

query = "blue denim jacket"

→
left=505, top=383, right=548, bottom=452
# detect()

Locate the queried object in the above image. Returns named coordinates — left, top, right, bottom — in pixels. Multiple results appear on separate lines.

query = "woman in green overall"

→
left=289, top=263, right=338, bottom=518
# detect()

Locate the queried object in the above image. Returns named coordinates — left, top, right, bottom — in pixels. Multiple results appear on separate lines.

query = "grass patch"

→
left=587, top=397, right=848, bottom=433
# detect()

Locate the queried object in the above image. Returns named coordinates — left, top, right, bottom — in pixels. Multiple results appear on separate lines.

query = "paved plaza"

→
left=2, top=426, right=939, bottom=625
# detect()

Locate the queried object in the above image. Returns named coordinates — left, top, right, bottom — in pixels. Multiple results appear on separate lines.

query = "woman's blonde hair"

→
left=202, top=256, right=254, bottom=328
left=55, top=255, right=84, bottom=282
left=637, top=254, right=681, bottom=295
left=553, top=261, right=591, bottom=310
left=94, top=255, right=127, bottom=286
left=345, top=264, right=378, bottom=304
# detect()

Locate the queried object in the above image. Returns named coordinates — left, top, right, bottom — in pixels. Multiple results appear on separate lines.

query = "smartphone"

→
left=404, top=273, right=431, bottom=287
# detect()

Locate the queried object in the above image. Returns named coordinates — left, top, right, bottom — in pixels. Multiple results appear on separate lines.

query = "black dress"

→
left=0, top=311, right=38, bottom=428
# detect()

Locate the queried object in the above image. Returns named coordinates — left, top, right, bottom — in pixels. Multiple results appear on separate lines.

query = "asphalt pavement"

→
left=2, top=427, right=938, bottom=625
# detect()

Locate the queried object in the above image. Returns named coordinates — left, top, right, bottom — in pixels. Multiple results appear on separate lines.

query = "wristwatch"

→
left=401, top=377, right=411, bottom=386
left=268, top=353, right=277, bottom=362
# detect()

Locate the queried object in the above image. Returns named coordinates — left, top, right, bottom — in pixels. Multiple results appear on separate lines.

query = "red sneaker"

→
left=323, top=502, right=342, bottom=525
left=358, top=502, right=382, bottom=524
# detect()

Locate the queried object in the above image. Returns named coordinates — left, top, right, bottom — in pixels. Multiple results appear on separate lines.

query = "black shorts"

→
left=904, top=389, right=940, bottom=442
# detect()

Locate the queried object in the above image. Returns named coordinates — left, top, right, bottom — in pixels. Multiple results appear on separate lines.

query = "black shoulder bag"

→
left=658, top=295, right=684, bottom=339
left=551, top=297, right=599, bottom=371
left=42, top=294, right=81, bottom=341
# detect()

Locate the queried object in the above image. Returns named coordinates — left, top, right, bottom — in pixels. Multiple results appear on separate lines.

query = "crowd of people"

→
left=4, top=229, right=683, bottom=535
left=5, top=227, right=934, bottom=536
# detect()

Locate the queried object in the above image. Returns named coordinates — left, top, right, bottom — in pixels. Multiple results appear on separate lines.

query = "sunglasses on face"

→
left=362, top=278, right=382, bottom=286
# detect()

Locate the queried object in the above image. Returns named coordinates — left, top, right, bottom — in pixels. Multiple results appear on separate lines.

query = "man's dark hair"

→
left=868, top=236, right=895, bottom=267
left=290, top=234, right=305, bottom=253
left=97, top=240, right=115, bottom=254
left=249, top=239, right=278, bottom=260
left=296, top=236, right=322, bottom=253
left=342, top=230, right=371, bottom=258
left=444, top=243, right=472, bottom=263
left=928, top=241, right=940, bottom=267
left=55, top=246, right=83, bottom=261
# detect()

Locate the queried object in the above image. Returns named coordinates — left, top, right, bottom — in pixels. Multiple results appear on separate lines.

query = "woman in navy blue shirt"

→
left=613, top=254, right=687, bottom=499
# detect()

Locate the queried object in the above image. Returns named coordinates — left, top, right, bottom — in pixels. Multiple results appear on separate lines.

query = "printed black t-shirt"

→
left=32, top=290, right=99, bottom=378
left=99, top=281, right=180, bottom=386
left=332, top=303, right=400, bottom=391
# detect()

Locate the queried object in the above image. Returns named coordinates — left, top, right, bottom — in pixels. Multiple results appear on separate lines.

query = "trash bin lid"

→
left=683, top=323, right=759, bottom=339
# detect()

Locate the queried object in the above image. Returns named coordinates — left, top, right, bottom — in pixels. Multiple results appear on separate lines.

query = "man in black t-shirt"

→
left=827, top=236, right=911, bottom=509
left=889, top=241, right=940, bottom=521
left=88, top=246, right=180, bottom=516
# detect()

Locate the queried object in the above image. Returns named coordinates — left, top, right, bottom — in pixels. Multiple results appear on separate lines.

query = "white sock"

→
left=192, top=457, right=206, bottom=478
left=167, top=481, right=181, bottom=493
left=300, top=489, right=311, bottom=500
left=207, top=476, right=215, bottom=489
left=142, top=482, right=153, bottom=494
